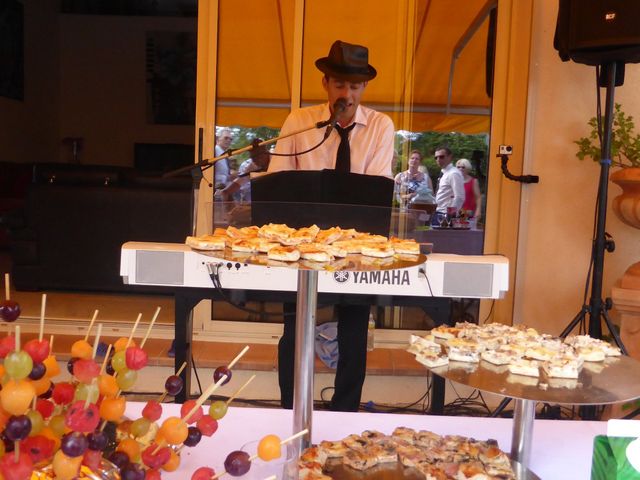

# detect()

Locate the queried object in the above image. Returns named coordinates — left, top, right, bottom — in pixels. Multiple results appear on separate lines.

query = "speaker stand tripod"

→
left=491, top=62, right=628, bottom=421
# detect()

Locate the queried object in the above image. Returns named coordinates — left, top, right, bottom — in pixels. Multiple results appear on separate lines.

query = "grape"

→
left=26, top=409, right=44, bottom=435
left=111, top=351, right=127, bottom=372
left=0, top=300, right=20, bottom=322
left=87, top=431, right=108, bottom=451
left=61, top=431, right=88, bottom=457
left=224, top=450, right=251, bottom=476
left=208, top=400, right=228, bottom=420
left=165, top=375, right=183, bottom=396
left=108, top=450, right=130, bottom=470
left=5, top=351, right=34, bottom=380
left=116, top=368, right=137, bottom=390
left=105, top=359, right=115, bottom=376
left=183, top=426, right=202, bottom=447
left=29, top=362, right=46, bottom=381
left=48, top=415, right=66, bottom=437
left=38, top=381, right=54, bottom=399
left=5, top=415, right=32, bottom=441
left=74, top=382, right=100, bottom=404
left=121, top=463, right=146, bottom=480
left=130, top=417, right=151, bottom=437
left=67, top=357, right=79, bottom=375
left=213, top=365, right=232, bottom=385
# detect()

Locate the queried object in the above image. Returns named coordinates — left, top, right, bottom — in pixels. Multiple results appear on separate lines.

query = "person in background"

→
left=456, top=158, right=482, bottom=222
left=433, top=146, right=465, bottom=225
left=269, top=39, right=394, bottom=412
left=394, top=150, right=434, bottom=208
left=213, top=128, right=234, bottom=189
left=218, top=140, right=270, bottom=202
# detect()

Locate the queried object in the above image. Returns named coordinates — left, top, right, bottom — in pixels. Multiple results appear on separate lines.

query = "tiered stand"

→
left=426, top=354, right=640, bottom=477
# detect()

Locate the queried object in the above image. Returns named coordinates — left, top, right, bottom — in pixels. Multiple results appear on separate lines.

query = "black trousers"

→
left=278, top=303, right=370, bottom=412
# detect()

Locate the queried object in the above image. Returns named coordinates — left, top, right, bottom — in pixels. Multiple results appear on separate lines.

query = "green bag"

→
left=591, top=436, right=640, bottom=480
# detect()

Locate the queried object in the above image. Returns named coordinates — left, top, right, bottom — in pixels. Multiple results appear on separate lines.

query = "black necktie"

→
left=335, top=123, right=356, bottom=173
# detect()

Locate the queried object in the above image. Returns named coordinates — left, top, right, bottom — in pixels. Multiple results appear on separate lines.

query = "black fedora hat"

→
left=315, top=40, right=377, bottom=82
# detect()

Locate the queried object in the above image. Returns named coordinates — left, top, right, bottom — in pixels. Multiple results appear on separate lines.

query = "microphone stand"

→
left=163, top=117, right=335, bottom=179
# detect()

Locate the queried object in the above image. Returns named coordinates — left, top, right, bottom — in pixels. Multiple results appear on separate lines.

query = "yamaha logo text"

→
left=333, top=270, right=410, bottom=286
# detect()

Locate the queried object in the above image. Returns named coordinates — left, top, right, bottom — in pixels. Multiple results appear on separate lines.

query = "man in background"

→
left=433, top=146, right=464, bottom=225
left=214, top=128, right=234, bottom=189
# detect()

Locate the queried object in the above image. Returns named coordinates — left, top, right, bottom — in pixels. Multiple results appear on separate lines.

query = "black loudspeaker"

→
left=554, top=0, right=640, bottom=66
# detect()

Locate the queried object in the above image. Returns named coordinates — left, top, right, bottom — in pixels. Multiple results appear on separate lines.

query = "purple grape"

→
left=183, top=426, right=202, bottom=447
left=88, top=431, right=108, bottom=451
left=109, top=450, right=130, bottom=470
left=1, top=433, right=14, bottom=453
left=164, top=375, right=183, bottom=396
left=213, top=366, right=232, bottom=385
left=106, top=360, right=115, bottom=376
left=0, top=300, right=20, bottom=322
left=29, top=362, right=46, bottom=380
left=224, top=450, right=251, bottom=476
left=38, top=381, right=54, bottom=399
left=121, top=463, right=146, bottom=480
left=5, top=415, right=32, bottom=441
left=67, top=357, right=79, bottom=375
left=61, top=431, right=88, bottom=457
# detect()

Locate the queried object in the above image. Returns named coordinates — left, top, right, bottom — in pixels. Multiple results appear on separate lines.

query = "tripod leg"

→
left=490, top=397, right=512, bottom=418
left=602, top=309, right=628, bottom=355
left=560, top=307, right=588, bottom=339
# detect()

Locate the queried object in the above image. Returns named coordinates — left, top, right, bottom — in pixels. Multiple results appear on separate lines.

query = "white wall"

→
left=514, top=0, right=640, bottom=334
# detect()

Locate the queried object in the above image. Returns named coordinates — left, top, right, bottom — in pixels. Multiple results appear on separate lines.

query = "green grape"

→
left=116, top=368, right=137, bottom=391
left=49, top=414, right=66, bottom=437
left=111, top=351, right=127, bottom=372
left=208, top=400, right=227, bottom=420
left=74, top=382, right=100, bottom=404
left=27, top=410, right=44, bottom=436
left=4, top=351, right=34, bottom=380
left=130, top=417, right=151, bottom=437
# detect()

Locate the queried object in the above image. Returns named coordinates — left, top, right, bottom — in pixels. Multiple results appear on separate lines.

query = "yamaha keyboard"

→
left=120, top=242, right=509, bottom=299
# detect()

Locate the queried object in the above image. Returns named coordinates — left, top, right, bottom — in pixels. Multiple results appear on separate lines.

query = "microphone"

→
left=323, top=98, right=348, bottom=138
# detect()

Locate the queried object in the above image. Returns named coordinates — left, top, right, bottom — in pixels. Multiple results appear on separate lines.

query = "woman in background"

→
left=456, top=158, right=482, bottom=222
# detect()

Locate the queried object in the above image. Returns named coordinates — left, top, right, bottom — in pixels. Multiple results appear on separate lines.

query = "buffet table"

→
left=125, top=403, right=606, bottom=480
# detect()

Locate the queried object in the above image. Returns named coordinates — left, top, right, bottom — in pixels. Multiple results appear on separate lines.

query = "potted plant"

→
left=575, top=103, right=640, bottom=229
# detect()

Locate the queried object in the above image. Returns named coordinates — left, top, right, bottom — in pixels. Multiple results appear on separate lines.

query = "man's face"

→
left=435, top=149, right=452, bottom=169
left=322, top=76, right=367, bottom=124
left=408, top=154, right=421, bottom=170
left=218, top=132, right=233, bottom=150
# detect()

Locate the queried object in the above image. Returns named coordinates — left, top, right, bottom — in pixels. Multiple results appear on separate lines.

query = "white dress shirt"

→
left=268, top=103, right=394, bottom=178
left=435, top=163, right=465, bottom=213
left=213, top=145, right=231, bottom=187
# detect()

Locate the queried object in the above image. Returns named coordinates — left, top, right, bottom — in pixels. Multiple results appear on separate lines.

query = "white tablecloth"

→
left=125, top=403, right=605, bottom=479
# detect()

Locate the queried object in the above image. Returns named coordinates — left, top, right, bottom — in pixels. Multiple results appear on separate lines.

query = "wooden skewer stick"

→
left=158, top=361, right=188, bottom=403
left=15, top=325, right=20, bottom=352
left=39, top=294, right=47, bottom=341
left=262, top=476, right=277, bottom=480
left=14, top=440, right=19, bottom=463
left=227, top=345, right=250, bottom=370
left=211, top=430, right=308, bottom=480
left=151, top=438, right=167, bottom=455
left=92, top=323, right=103, bottom=360
left=84, top=378, right=97, bottom=410
left=100, top=344, right=113, bottom=375
left=125, top=313, right=142, bottom=349
left=4, top=273, right=9, bottom=301
left=84, top=310, right=99, bottom=341
left=140, top=306, right=161, bottom=348
left=49, top=335, right=54, bottom=353
left=225, top=374, right=256, bottom=406
left=182, top=374, right=228, bottom=424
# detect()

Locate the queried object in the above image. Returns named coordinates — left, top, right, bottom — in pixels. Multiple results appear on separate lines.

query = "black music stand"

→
left=250, top=169, right=394, bottom=235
